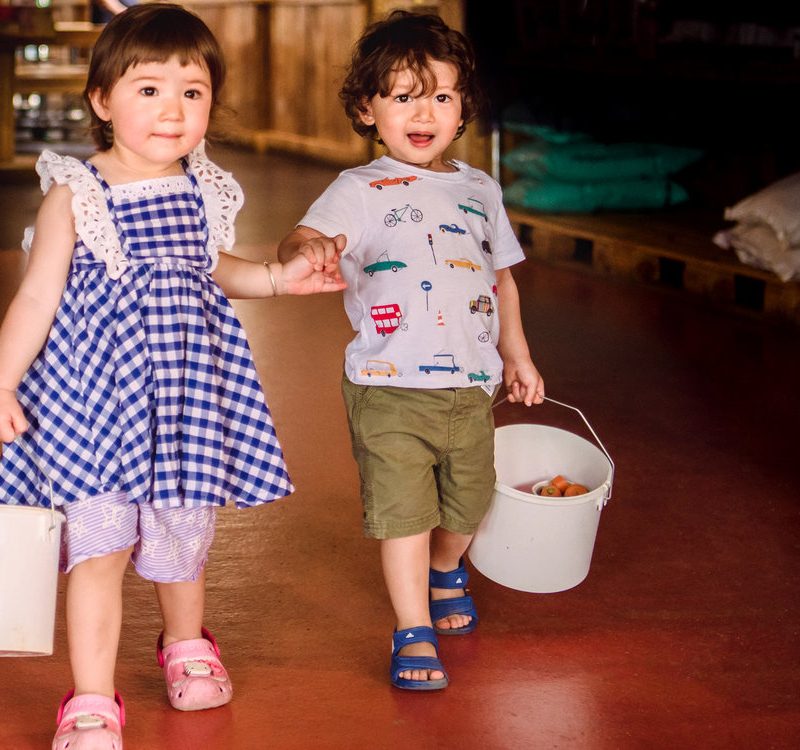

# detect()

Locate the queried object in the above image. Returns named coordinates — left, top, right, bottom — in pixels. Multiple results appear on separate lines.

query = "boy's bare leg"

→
left=429, top=527, right=474, bottom=631
left=154, top=570, right=205, bottom=647
left=66, top=546, right=133, bottom=697
left=381, top=532, right=444, bottom=682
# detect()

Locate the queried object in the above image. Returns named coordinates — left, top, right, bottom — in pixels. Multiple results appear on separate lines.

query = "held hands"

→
left=0, top=388, right=28, bottom=456
left=504, top=360, right=545, bottom=407
left=280, top=233, right=347, bottom=296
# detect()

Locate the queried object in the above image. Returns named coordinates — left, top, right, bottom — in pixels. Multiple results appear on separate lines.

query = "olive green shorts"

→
left=341, top=375, right=497, bottom=539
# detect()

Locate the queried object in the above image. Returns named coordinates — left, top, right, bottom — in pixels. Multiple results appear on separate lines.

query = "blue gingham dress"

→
left=0, top=150, right=293, bottom=509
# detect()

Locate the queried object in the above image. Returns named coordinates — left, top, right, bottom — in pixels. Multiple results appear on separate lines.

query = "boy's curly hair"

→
left=340, top=10, right=482, bottom=142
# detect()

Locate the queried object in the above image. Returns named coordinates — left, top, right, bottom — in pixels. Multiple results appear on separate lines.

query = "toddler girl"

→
left=0, top=5, right=343, bottom=748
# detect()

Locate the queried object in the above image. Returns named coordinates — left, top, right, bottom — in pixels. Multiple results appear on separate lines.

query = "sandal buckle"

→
left=74, top=714, right=106, bottom=730
left=184, top=660, right=213, bottom=677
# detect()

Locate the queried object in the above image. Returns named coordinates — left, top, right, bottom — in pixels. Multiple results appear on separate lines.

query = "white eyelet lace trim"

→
left=188, top=141, right=244, bottom=268
left=23, top=141, right=244, bottom=277
left=109, top=176, right=192, bottom=202
left=23, top=150, right=127, bottom=279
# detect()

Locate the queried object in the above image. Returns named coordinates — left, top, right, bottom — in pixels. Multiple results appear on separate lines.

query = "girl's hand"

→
left=278, top=252, right=347, bottom=296
left=0, top=388, right=28, bottom=447
left=504, top=360, right=545, bottom=407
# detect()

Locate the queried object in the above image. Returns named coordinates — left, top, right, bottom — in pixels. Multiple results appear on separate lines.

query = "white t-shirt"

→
left=298, top=156, right=525, bottom=389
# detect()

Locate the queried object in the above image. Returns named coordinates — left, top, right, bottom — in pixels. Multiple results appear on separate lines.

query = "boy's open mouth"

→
left=407, top=133, right=434, bottom=146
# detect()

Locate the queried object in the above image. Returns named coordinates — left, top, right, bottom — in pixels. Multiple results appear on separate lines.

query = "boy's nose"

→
left=412, top=99, right=434, bottom=122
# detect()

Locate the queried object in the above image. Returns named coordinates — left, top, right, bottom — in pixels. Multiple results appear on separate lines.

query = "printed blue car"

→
left=439, top=223, right=466, bottom=235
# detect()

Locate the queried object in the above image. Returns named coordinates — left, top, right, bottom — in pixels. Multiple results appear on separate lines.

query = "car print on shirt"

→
left=467, top=370, right=490, bottom=383
left=363, top=251, right=407, bottom=276
left=469, top=294, right=494, bottom=316
left=369, top=175, right=418, bottom=189
left=457, top=197, right=488, bottom=220
left=361, top=360, right=399, bottom=377
left=439, top=223, right=466, bottom=235
left=418, top=353, right=463, bottom=375
left=445, top=258, right=481, bottom=272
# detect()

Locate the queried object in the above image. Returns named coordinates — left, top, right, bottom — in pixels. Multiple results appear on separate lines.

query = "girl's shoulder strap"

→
left=186, top=140, right=244, bottom=262
left=24, top=150, right=127, bottom=279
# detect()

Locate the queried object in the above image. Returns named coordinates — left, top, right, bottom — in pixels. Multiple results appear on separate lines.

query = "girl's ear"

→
left=87, top=89, right=111, bottom=122
left=358, top=98, right=375, bottom=126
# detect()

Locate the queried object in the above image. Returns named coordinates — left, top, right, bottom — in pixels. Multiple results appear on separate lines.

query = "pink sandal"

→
left=157, top=627, right=232, bottom=711
left=52, top=690, right=125, bottom=750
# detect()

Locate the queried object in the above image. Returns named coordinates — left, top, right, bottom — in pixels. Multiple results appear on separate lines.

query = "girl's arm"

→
left=0, top=185, right=76, bottom=442
left=212, top=247, right=346, bottom=300
left=495, top=266, right=545, bottom=407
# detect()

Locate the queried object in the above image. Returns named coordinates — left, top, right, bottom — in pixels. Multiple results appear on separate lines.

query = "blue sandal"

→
left=390, top=626, right=449, bottom=691
left=429, top=558, right=479, bottom=636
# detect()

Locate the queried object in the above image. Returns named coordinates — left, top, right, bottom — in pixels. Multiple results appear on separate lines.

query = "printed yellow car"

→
left=361, top=360, right=399, bottom=377
left=445, top=257, right=482, bottom=272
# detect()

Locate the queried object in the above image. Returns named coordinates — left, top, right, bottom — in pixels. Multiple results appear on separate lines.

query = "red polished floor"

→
left=1, top=146, right=799, bottom=749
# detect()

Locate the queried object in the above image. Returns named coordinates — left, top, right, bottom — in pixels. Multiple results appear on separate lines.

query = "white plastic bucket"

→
left=0, top=505, right=65, bottom=656
left=469, top=400, right=614, bottom=593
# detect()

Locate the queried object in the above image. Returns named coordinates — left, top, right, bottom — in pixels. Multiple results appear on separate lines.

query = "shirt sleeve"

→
left=489, top=178, right=526, bottom=271
left=296, top=172, right=365, bottom=254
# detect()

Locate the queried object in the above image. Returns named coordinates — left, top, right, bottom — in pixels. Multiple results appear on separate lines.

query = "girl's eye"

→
left=140, top=87, right=157, bottom=96
left=394, top=94, right=411, bottom=103
left=436, top=94, right=452, bottom=104
left=184, top=89, right=202, bottom=100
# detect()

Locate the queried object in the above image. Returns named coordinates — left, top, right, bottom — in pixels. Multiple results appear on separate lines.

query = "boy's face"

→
left=359, top=59, right=463, bottom=172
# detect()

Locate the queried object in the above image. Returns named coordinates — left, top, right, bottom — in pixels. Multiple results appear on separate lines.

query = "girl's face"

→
left=359, top=58, right=463, bottom=172
left=89, top=55, right=212, bottom=176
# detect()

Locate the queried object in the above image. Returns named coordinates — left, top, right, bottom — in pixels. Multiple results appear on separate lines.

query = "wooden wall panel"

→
left=184, top=1, right=489, bottom=170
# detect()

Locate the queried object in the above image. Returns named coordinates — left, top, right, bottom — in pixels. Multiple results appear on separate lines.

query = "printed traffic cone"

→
left=437, top=310, right=444, bottom=326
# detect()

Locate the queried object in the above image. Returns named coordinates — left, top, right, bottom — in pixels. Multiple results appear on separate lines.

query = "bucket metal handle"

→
left=494, top=394, right=615, bottom=504
left=11, top=438, right=61, bottom=533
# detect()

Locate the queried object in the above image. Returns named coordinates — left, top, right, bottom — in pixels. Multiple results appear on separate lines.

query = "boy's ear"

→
left=357, top=98, right=375, bottom=126
left=87, top=89, right=111, bottom=121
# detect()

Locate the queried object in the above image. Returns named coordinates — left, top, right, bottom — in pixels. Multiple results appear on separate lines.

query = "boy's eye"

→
left=184, top=89, right=202, bottom=100
left=394, top=94, right=411, bottom=103
left=140, top=87, right=157, bottom=96
left=435, top=94, right=452, bottom=103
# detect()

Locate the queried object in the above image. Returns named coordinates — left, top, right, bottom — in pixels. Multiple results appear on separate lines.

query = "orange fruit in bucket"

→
left=564, top=483, right=589, bottom=497
left=550, top=475, right=570, bottom=492
left=537, top=484, right=562, bottom=497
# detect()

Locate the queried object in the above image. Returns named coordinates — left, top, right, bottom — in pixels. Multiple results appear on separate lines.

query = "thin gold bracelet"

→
left=263, top=261, right=278, bottom=297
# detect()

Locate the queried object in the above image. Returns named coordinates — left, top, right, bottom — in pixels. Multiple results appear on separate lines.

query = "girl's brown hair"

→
left=83, top=3, right=226, bottom=150
left=340, top=10, right=483, bottom=142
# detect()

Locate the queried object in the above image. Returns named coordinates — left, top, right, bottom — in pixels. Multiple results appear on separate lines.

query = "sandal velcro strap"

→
left=429, top=559, right=470, bottom=589
left=430, top=594, right=478, bottom=623
left=391, top=625, right=439, bottom=653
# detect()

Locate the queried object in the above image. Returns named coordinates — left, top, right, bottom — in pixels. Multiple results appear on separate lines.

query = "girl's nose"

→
left=160, top=96, right=184, bottom=120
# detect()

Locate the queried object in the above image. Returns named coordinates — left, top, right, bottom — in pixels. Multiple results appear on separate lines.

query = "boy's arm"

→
left=495, top=266, right=544, bottom=407
left=0, top=185, right=76, bottom=443
left=278, top=225, right=346, bottom=266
